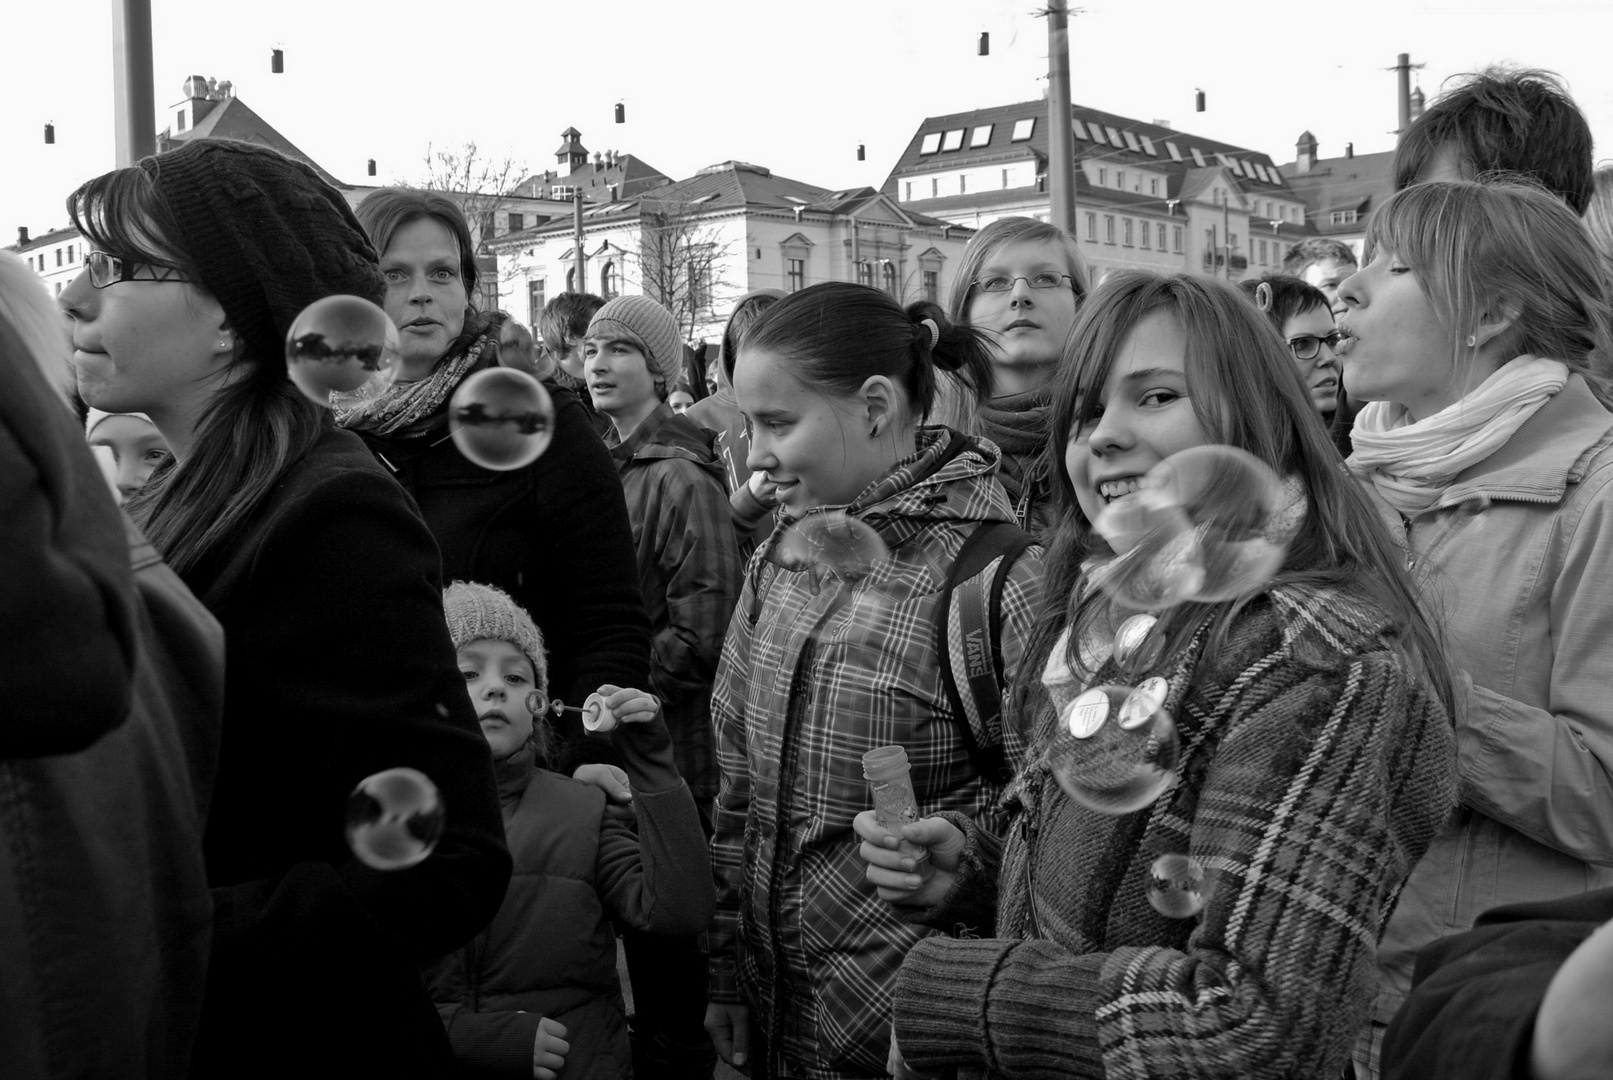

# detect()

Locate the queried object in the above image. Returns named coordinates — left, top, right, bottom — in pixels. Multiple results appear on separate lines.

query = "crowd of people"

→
left=4, top=64, right=1613, bottom=1080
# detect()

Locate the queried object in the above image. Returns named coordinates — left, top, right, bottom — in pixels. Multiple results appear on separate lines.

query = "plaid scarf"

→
left=336, top=311, right=501, bottom=437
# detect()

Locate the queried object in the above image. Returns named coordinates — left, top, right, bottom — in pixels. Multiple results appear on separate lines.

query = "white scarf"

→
left=1349, top=355, right=1568, bottom=514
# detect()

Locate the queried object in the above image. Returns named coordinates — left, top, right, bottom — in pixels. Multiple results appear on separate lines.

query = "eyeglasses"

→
left=971, top=272, right=1075, bottom=293
left=1286, top=331, right=1343, bottom=361
left=84, top=250, right=193, bottom=289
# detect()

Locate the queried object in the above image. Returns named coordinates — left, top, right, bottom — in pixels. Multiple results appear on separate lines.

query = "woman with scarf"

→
left=343, top=190, right=651, bottom=772
left=938, top=217, right=1089, bottom=539
left=1335, top=177, right=1613, bottom=1079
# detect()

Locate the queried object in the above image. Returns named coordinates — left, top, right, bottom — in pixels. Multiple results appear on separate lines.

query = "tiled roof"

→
left=884, top=99, right=1292, bottom=196
left=512, top=154, right=671, bottom=202
left=160, top=97, right=346, bottom=188
left=5, top=225, right=82, bottom=254
left=1278, top=150, right=1395, bottom=221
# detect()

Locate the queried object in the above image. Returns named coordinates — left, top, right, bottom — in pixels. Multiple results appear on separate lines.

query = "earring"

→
left=869, top=418, right=884, bottom=439
left=1465, top=334, right=1477, bottom=348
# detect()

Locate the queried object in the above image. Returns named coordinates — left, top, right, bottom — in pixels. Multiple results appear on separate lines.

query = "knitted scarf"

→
left=1349, top=355, right=1568, bottom=515
left=336, top=311, right=501, bottom=437
left=978, top=389, right=1052, bottom=531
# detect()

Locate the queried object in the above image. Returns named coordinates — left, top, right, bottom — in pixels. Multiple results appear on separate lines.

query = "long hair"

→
left=69, top=167, right=328, bottom=576
left=1014, top=271, right=1453, bottom=726
left=1363, top=177, right=1613, bottom=406
left=741, top=281, right=994, bottom=425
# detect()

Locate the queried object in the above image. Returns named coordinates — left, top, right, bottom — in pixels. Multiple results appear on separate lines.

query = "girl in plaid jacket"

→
left=705, top=283, right=1046, bottom=1079
left=860, top=273, right=1460, bottom=1079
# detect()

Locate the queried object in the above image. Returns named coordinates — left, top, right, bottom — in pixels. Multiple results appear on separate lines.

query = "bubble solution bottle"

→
left=862, top=745, right=930, bottom=865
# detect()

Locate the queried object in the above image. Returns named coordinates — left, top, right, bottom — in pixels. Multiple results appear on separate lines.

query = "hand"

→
left=1530, top=917, right=1613, bottom=1080
left=572, top=763, right=635, bottom=821
left=887, top=1022, right=936, bottom=1079
left=532, top=1016, right=569, bottom=1079
left=705, top=1001, right=750, bottom=1071
left=596, top=683, right=660, bottom=726
left=854, top=812, right=966, bottom=907
left=747, top=470, right=780, bottom=509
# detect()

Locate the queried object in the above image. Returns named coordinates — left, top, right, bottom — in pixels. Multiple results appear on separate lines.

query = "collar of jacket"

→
left=829, top=426, right=1016, bottom=546
left=494, top=743, right=537, bottom=803
left=1427, top=375, right=1613, bottom=511
left=605, top=403, right=727, bottom=487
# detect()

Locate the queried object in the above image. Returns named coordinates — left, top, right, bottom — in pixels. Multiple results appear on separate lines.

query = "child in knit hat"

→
left=85, top=408, right=170, bottom=504
left=584, top=295, right=743, bottom=1078
left=429, top=580, right=716, bottom=1080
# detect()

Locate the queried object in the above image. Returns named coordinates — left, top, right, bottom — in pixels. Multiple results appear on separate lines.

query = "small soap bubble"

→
left=1051, top=684, right=1181, bottom=814
left=285, top=295, right=400, bottom=407
left=769, top=511, right=890, bottom=582
left=449, top=368, right=556, bottom=471
left=344, top=767, right=445, bottom=871
left=1089, top=445, right=1290, bottom=610
left=1147, top=853, right=1206, bottom=919
left=1112, top=613, right=1164, bottom=676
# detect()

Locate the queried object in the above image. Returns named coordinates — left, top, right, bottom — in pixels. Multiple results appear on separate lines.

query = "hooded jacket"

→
left=1361, top=373, right=1613, bottom=1027
left=708, top=427, right=1045, bottom=1079
left=606, top=403, right=744, bottom=807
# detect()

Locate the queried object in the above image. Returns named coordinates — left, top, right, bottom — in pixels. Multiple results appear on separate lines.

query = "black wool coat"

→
left=355, top=374, right=653, bottom=769
left=183, top=425, right=512, bottom=1079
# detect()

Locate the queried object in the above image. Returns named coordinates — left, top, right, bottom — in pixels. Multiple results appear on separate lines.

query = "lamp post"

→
left=111, top=0, right=156, bottom=166
left=1045, top=0, right=1076, bottom=236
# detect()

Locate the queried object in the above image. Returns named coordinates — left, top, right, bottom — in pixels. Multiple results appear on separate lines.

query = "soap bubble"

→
left=285, top=295, right=400, bottom=407
left=768, top=511, right=890, bottom=583
left=448, top=367, right=555, bottom=470
left=1147, top=853, right=1206, bottom=919
left=1112, top=613, right=1165, bottom=677
left=1051, top=681, right=1180, bottom=814
left=345, top=767, right=445, bottom=871
left=1088, top=445, right=1291, bottom=611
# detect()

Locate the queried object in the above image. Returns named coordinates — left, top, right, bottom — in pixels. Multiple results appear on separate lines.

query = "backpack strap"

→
left=937, top=520, right=1036, bottom=785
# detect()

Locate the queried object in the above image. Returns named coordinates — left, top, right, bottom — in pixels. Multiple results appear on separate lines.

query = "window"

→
left=856, top=261, right=874, bottom=287
left=1139, top=135, right=1157, bottom=156
left=970, top=124, right=993, bottom=148
left=941, top=128, right=966, bottom=152
left=1259, top=240, right=1268, bottom=265
left=904, top=181, right=913, bottom=201
left=566, top=266, right=576, bottom=291
left=508, top=213, right=525, bottom=232
left=1122, top=219, right=1133, bottom=247
left=959, top=173, right=967, bottom=194
left=1071, top=118, right=1089, bottom=140
left=1086, top=212, right=1097, bottom=241
left=1123, top=131, right=1141, bottom=151
left=1141, top=224, right=1151, bottom=250
left=1116, top=169, right=1126, bottom=189
left=787, top=258, right=805, bottom=293
left=1105, top=126, right=1123, bottom=145
left=1149, top=177, right=1158, bottom=195
left=1011, top=118, right=1035, bottom=141
left=56, top=249, right=62, bottom=267
left=1165, top=141, right=1183, bottom=162
left=1229, top=232, right=1238, bottom=249
left=1002, top=168, right=1010, bottom=189
left=177, top=110, right=186, bottom=133
left=1329, top=209, right=1358, bottom=225
left=552, top=185, right=574, bottom=200
left=601, top=261, right=616, bottom=300
left=1097, top=167, right=1107, bottom=186
left=922, top=269, right=939, bottom=303
left=1104, top=215, right=1115, bottom=244
left=66, top=245, right=74, bottom=262
left=882, top=261, right=898, bottom=295
left=931, top=177, right=940, bottom=198
left=1173, top=227, right=1183, bottom=253
left=919, top=132, right=943, bottom=155
left=1190, top=147, right=1207, bottom=167
left=690, top=251, right=713, bottom=312
left=528, top=278, right=546, bottom=325
left=1158, top=224, right=1167, bottom=250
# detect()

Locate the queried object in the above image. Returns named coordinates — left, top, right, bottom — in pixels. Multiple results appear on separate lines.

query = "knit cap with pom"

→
left=587, top=294, right=683, bottom=390
left=443, top=581, right=548, bottom=695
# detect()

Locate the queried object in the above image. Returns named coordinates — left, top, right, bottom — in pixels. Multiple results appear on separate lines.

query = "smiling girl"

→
left=705, top=282, right=1046, bottom=1078
left=1335, top=178, right=1613, bottom=1077
left=857, top=272, right=1458, bottom=1080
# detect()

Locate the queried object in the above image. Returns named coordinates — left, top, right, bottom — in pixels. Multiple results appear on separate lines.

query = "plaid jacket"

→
left=892, top=584, right=1459, bottom=1080
left=708, top=428, right=1045, bottom=1079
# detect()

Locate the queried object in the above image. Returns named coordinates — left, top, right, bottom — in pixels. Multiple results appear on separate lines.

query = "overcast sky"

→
left=5, top=0, right=1610, bottom=237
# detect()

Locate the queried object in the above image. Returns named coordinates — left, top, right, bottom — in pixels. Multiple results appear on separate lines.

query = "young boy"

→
left=584, top=295, right=743, bottom=1079
left=539, top=292, right=608, bottom=434
left=427, top=581, right=714, bottom=1079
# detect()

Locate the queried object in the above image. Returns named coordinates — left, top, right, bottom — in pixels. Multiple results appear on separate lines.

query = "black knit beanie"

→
left=139, top=139, right=384, bottom=367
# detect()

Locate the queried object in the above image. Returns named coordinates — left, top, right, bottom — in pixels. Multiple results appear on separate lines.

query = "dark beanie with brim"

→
left=139, top=139, right=385, bottom=368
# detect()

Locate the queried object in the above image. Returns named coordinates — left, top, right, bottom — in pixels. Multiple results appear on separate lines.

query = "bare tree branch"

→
left=628, top=197, right=739, bottom=343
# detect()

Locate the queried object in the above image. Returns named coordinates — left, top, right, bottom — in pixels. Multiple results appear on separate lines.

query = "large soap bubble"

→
left=448, top=367, right=555, bottom=470
left=1088, top=445, right=1291, bottom=611
left=768, top=511, right=890, bottom=583
left=1147, top=852, right=1206, bottom=919
left=1051, top=680, right=1180, bottom=814
left=285, top=295, right=400, bottom=407
left=344, top=767, right=445, bottom=871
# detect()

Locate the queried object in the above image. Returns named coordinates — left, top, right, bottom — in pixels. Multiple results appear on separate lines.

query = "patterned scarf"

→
left=1349, top=355, right=1568, bottom=514
left=336, top=311, right=501, bottom=437
left=978, top=388, right=1053, bottom=532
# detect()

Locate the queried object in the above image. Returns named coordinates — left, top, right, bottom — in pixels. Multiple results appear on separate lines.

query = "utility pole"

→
left=1046, top=0, right=1077, bottom=235
left=111, top=0, right=156, bottom=166
left=1395, top=53, right=1412, bottom=135
left=573, top=187, right=586, bottom=295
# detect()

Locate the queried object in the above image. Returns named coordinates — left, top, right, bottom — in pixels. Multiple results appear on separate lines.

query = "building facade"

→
left=883, top=99, right=1314, bottom=285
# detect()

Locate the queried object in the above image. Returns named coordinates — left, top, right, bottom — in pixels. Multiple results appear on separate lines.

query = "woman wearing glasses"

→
left=942, top=217, right=1089, bottom=538
left=58, top=140, right=511, bottom=1079
left=1334, top=178, right=1613, bottom=1078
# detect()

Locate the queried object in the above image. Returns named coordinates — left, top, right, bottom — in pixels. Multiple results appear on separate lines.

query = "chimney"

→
left=178, top=75, right=223, bottom=131
left=1295, top=130, right=1319, bottom=174
left=594, top=151, right=604, bottom=169
left=1345, top=142, right=1354, bottom=160
left=17, top=226, right=30, bottom=246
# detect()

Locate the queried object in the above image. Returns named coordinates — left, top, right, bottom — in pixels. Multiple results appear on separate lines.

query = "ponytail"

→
left=906, top=298, right=994, bottom=413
